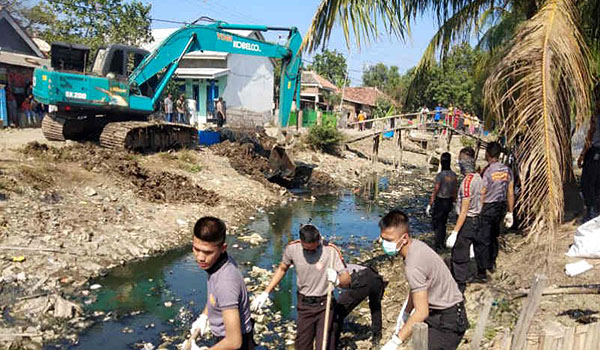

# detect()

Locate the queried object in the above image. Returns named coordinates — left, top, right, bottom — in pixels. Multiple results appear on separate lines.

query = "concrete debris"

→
left=53, top=295, right=83, bottom=319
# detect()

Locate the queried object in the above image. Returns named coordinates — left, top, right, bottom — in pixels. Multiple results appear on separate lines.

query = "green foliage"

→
left=404, top=44, right=483, bottom=115
left=362, top=63, right=403, bottom=101
left=30, top=0, right=152, bottom=63
left=307, top=50, right=348, bottom=87
left=372, top=97, right=395, bottom=120
left=306, top=124, right=344, bottom=154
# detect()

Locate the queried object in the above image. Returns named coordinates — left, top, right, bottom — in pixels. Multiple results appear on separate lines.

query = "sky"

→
left=144, top=0, right=438, bottom=86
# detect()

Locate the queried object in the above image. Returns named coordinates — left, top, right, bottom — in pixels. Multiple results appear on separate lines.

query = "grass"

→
left=158, top=150, right=202, bottom=173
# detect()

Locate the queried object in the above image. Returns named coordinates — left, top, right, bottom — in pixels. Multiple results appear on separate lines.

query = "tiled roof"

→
left=342, top=86, right=395, bottom=107
left=301, top=71, right=339, bottom=92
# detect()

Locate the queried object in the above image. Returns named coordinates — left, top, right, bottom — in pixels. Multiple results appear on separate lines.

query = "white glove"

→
left=470, top=244, right=475, bottom=259
left=504, top=212, right=514, bottom=228
left=381, top=335, right=402, bottom=350
left=250, top=291, right=269, bottom=312
left=191, top=313, right=210, bottom=337
left=326, top=268, right=339, bottom=286
left=426, top=204, right=431, bottom=216
left=446, top=230, right=458, bottom=248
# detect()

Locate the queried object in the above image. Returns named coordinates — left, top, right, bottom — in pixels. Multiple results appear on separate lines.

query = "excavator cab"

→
left=91, top=45, right=149, bottom=79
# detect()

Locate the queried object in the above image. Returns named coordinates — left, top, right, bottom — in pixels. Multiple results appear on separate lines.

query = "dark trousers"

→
left=296, top=293, right=336, bottom=350
left=215, top=330, right=255, bottom=350
left=582, top=147, right=600, bottom=216
left=334, top=267, right=385, bottom=343
left=216, top=112, right=225, bottom=127
left=424, top=303, right=468, bottom=350
left=432, top=197, right=454, bottom=250
left=451, top=217, right=480, bottom=292
left=479, top=202, right=506, bottom=271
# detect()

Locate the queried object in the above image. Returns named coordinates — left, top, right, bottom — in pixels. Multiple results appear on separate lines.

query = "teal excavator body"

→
left=32, top=22, right=303, bottom=151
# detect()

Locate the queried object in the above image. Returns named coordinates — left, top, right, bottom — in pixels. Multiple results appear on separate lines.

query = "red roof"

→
left=301, top=71, right=339, bottom=93
left=342, top=86, right=395, bottom=107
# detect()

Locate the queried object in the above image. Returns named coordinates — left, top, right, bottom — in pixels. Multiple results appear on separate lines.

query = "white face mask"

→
left=382, top=239, right=399, bottom=256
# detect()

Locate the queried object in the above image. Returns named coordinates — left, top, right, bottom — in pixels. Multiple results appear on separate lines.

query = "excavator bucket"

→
left=268, top=145, right=296, bottom=179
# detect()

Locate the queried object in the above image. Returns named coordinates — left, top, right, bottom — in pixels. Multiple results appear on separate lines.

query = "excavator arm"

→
left=128, top=22, right=302, bottom=127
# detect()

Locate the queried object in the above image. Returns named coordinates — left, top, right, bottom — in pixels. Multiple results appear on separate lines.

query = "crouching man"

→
left=379, top=210, right=468, bottom=350
left=190, top=216, right=255, bottom=350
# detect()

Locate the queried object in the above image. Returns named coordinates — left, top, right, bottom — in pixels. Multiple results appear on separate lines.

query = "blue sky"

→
left=145, top=0, right=438, bottom=86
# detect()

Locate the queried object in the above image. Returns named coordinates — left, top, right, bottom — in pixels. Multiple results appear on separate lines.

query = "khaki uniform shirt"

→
left=282, top=240, right=346, bottom=297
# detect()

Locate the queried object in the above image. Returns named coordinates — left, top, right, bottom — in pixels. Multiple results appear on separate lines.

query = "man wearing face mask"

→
left=427, top=152, right=458, bottom=251
left=379, top=210, right=467, bottom=350
left=450, top=147, right=483, bottom=292
left=250, top=224, right=350, bottom=350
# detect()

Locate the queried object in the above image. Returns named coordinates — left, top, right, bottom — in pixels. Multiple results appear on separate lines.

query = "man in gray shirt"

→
left=450, top=147, right=483, bottom=291
left=251, top=224, right=351, bottom=350
left=480, top=142, right=514, bottom=276
left=379, top=210, right=467, bottom=350
left=190, top=217, right=254, bottom=350
left=427, top=152, right=457, bottom=251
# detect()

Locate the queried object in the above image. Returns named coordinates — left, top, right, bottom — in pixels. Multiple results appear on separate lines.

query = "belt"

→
left=298, top=293, right=328, bottom=305
left=429, top=301, right=464, bottom=316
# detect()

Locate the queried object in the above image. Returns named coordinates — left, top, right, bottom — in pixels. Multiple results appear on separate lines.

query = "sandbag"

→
left=566, top=215, right=600, bottom=258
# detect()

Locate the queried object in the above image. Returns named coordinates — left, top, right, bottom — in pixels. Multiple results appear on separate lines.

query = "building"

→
left=0, top=8, right=49, bottom=127
left=144, top=28, right=275, bottom=126
left=340, top=86, right=395, bottom=120
left=300, top=70, right=339, bottom=110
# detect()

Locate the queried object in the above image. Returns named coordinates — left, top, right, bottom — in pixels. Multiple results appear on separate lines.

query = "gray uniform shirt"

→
left=206, top=255, right=253, bottom=337
left=455, top=172, right=483, bottom=217
left=435, top=170, right=457, bottom=199
left=482, top=161, right=513, bottom=203
left=282, top=241, right=346, bottom=297
left=405, top=240, right=464, bottom=310
left=164, top=97, right=173, bottom=114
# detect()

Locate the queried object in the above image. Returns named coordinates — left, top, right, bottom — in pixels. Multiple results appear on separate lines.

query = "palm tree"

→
left=302, top=0, right=599, bottom=244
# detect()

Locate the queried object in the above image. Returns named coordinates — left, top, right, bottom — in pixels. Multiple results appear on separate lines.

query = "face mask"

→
left=458, top=160, right=467, bottom=174
left=382, top=239, right=400, bottom=256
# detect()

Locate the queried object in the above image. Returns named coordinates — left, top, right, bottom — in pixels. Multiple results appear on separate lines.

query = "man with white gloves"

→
left=190, top=217, right=254, bottom=350
left=450, top=147, right=483, bottom=291
left=427, top=152, right=458, bottom=251
left=250, top=224, right=350, bottom=350
left=479, top=142, right=515, bottom=275
left=379, top=210, right=468, bottom=350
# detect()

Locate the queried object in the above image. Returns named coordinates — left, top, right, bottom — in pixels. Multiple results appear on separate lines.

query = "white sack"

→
left=566, top=215, right=600, bottom=258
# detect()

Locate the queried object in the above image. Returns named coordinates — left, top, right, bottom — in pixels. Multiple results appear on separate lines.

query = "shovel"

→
left=321, top=280, right=334, bottom=350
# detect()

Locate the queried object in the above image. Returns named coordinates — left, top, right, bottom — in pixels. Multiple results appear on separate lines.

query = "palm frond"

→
left=301, top=0, right=408, bottom=52
left=484, top=0, right=592, bottom=245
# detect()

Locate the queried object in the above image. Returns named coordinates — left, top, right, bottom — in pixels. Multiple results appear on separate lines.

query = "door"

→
left=205, top=80, right=219, bottom=119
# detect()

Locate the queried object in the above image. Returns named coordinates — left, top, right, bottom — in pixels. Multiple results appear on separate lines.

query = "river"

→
left=48, top=173, right=431, bottom=350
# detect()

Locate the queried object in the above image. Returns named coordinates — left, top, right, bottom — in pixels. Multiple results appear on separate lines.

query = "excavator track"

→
left=99, top=121, right=198, bottom=152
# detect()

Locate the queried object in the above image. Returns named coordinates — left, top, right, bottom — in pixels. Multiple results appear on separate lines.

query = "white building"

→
left=144, top=28, right=275, bottom=124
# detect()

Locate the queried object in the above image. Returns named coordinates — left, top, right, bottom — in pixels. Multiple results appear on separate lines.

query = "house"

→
left=0, top=7, right=49, bottom=127
left=300, top=70, right=339, bottom=110
left=340, top=86, right=395, bottom=124
left=144, top=28, right=275, bottom=126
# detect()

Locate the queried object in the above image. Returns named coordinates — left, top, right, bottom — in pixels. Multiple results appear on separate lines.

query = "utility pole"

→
left=338, top=49, right=352, bottom=127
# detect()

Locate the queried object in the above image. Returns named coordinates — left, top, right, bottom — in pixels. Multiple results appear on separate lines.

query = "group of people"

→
left=188, top=200, right=486, bottom=350
left=3, top=83, right=44, bottom=128
left=420, top=103, right=481, bottom=135
left=427, top=142, right=514, bottom=292
left=163, top=93, right=190, bottom=124
left=163, top=94, right=227, bottom=127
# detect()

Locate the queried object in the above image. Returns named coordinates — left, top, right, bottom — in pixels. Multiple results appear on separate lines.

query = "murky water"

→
left=49, top=174, right=431, bottom=350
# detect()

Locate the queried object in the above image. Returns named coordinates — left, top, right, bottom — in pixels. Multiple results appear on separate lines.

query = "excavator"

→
left=32, top=21, right=302, bottom=162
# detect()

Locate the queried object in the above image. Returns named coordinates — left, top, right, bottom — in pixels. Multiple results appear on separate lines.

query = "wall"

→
left=225, top=107, right=273, bottom=128
left=224, top=52, right=274, bottom=114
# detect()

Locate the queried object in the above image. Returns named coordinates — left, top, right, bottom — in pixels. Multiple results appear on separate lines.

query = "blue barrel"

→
left=198, top=130, right=221, bottom=146
left=383, top=131, right=394, bottom=139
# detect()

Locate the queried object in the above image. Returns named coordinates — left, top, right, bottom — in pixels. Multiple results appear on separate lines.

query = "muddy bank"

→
left=0, top=136, right=286, bottom=349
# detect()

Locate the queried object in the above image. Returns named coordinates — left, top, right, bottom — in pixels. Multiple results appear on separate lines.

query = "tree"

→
left=362, top=63, right=402, bottom=101
left=307, top=49, right=348, bottom=87
left=33, top=0, right=152, bottom=59
left=302, top=0, right=599, bottom=248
